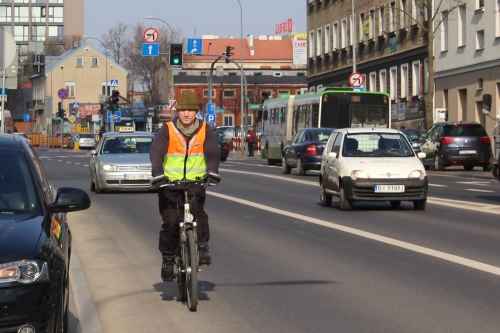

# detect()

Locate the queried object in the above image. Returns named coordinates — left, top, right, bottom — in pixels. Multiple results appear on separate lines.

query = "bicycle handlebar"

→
left=151, top=172, right=222, bottom=188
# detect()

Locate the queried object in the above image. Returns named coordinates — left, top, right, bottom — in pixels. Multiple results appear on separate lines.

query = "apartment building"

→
left=307, top=0, right=430, bottom=130
left=434, top=0, right=500, bottom=136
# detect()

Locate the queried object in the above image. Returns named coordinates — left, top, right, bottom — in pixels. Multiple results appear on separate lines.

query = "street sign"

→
left=72, top=102, right=80, bottom=108
left=0, top=28, right=16, bottom=70
left=348, top=72, right=364, bottom=88
left=143, top=28, right=159, bottom=43
left=141, top=43, right=159, bottom=56
left=45, top=96, right=52, bottom=118
left=206, top=102, right=215, bottom=115
left=69, top=115, right=76, bottom=123
left=197, top=111, right=203, bottom=120
left=206, top=114, right=216, bottom=124
left=187, top=38, right=202, bottom=54
left=58, top=88, right=69, bottom=99
left=23, top=114, right=30, bottom=122
left=114, top=111, right=121, bottom=122
left=352, top=87, right=365, bottom=92
left=110, top=80, right=118, bottom=87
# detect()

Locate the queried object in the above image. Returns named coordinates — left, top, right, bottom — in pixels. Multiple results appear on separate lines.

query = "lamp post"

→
left=236, top=0, right=246, bottom=154
left=145, top=16, right=174, bottom=107
left=352, top=0, right=356, bottom=73
left=82, top=36, right=109, bottom=131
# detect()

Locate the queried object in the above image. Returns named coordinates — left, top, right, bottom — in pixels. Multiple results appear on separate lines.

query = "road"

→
left=37, top=148, right=500, bottom=333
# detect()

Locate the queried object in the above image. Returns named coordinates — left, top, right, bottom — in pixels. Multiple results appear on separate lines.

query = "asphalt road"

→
left=37, top=148, right=500, bottom=333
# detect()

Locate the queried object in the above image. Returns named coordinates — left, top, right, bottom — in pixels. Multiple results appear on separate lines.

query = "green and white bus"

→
left=260, top=87, right=391, bottom=164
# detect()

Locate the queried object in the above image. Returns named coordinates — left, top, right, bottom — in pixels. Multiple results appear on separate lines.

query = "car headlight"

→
left=350, top=170, right=370, bottom=180
left=412, top=142, right=421, bottom=148
left=408, top=170, right=425, bottom=180
left=103, top=164, right=119, bottom=171
left=0, top=260, right=49, bottom=284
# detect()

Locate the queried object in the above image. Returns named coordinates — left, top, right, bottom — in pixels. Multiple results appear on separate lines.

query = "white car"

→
left=319, top=128, right=428, bottom=210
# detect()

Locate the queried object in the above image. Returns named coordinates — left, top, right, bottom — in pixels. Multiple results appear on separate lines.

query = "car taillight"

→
left=480, top=135, right=491, bottom=144
left=223, top=143, right=229, bottom=150
left=305, top=144, right=317, bottom=154
left=439, top=136, right=453, bottom=145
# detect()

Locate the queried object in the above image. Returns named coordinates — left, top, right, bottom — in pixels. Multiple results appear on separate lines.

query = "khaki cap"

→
left=176, top=91, right=199, bottom=111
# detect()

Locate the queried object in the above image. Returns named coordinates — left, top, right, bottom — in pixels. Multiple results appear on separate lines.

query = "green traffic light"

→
left=112, top=105, right=119, bottom=111
left=173, top=58, right=179, bottom=64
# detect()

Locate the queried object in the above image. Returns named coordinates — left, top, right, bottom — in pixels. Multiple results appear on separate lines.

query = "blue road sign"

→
left=197, top=111, right=204, bottom=120
left=142, top=43, right=160, bottom=56
left=72, top=102, right=80, bottom=108
left=23, top=114, right=30, bottom=122
left=187, top=38, right=202, bottom=54
left=107, top=111, right=121, bottom=122
left=206, top=114, right=216, bottom=124
left=352, top=87, right=365, bottom=92
left=206, top=102, right=215, bottom=115
left=110, top=80, right=119, bottom=87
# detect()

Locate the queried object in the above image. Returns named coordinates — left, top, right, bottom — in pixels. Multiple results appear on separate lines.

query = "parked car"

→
left=89, top=127, right=155, bottom=193
left=216, top=133, right=230, bottom=162
left=401, top=130, right=425, bottom=153
left=0, top=133, right=91, bottom=332
left=420, top=121, right=492, bottom=171
left=13, top=132, right=31, bottom=144
left=53, top=132, right=73, bottom=148
left=319, top=128, right=428, bottom=210
left=69, top=133, right=97, bottom=149
left=214, top=126, right=235, bottom=141
left=282, top=128, right=335, bottom=175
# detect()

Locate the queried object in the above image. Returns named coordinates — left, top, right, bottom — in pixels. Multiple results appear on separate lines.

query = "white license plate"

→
left=459, top=150, right=477, bottom=154
left=124, top=174, right=148, bottom=180
left=374, top=185, right=405, bottom=193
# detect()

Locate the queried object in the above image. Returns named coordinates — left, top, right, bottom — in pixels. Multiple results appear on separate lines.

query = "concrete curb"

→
left=70, top=244, right=104, bottom=333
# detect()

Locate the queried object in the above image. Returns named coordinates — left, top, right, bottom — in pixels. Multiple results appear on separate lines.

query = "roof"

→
left=343, top=128, right=400, bottom=134
left=0, top=133, right=27, bottom=150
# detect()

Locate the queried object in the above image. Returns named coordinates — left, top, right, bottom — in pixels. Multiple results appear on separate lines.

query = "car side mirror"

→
left=89, top=149, right=97, bottom=155
left=417, top=152, right=426, bottom=159
left=49, top=187, right=91, bottom=214
left=328, top=152, right=337, bottom=158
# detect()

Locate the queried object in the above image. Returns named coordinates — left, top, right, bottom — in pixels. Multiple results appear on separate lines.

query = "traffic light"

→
left=57, top=102, right=64, bottom=118
left=169, top=43, right=183, bottom=67
left=225, top=46, right=234, bottom=63
left=111, top=90, right=120, bottom=111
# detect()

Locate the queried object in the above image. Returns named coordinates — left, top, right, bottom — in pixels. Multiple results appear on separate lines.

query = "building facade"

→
left=434, top=0, right=499, bottom=137
left=307, top=0, right=430, bottom=130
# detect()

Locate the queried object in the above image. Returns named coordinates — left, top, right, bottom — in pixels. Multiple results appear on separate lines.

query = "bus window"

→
left=263, top=110, right=268, bottom=121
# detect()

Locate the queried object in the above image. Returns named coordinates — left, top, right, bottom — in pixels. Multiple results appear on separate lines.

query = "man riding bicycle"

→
left=150, top=91, right=221, bottom=282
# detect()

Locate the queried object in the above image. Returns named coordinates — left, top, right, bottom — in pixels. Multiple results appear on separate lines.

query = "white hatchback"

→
left=319, top=128, right=428, bottom=210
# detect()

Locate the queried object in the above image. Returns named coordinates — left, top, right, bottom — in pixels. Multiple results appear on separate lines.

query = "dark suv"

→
left=420, top=121, right=491, bottom=171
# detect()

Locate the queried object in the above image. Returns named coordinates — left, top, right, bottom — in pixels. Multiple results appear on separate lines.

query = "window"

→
left=341, top=18, right=347, bottom=48
left=476, top=30, right=484, bottom=50
left=309, top=30, right=314, bottom=57
left=369, top=9, right=375, bottom=39
left=412, top=61, right=420, bottom=96
left=278, top=90, right=290, bottom=96
left=401, top=64, right=408, bottom=99
left=324, top=24, right=330, bottom=54
left=32, top=25, right=46, bottom=41
left=379, top=5, right=385, bottom=37
left=223, top=115, right=234, bottom=126
left=47, top=6, right=63, bottom=23
left=440, top=11, right=448, bottom=52
left=65, top=82, right=75, bottom=98
left=102, top=83, right=110, bottom=96
left=477, top=0, right=484, bottom=10
left=400, top=0, right=408, bottom=29
left=13, top=25, right=28, bottom=42
left=369, top=72, right=376, bottom=92
left=14, top=6, right=29, bottom=22
left=390, top=66, right=397, bottom=100
left=412, top=0, right=419, bottom=25
left=91, top=57, right=98, bottom=67
left=458, top=5, right=466, bottom=46
left=496, top=0, right=500, bottom=37
left=253, top=72, right=262, bottom=76
left=390, top=1, right=396, bottom=32
left=0, top=6, right=12, bottom=23
left=203, top=90, right=216, bottom=98
left=333, top=21, right=339, bottom=50
left=316, top=27, right=322, bottom=55
left=379, top=69, right=387, bottom=93
left=359, top=12, right=365, bottom=42
left=350, top=15, right=354, bottom=46
left=223, top=90, right=235, bottom=98
left=477, top=78, right=483, bottom=90
left=76, top=57, right=83, bottom=67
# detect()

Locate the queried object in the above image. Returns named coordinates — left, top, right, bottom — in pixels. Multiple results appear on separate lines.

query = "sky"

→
left=84, top=0, right=306, bottom=42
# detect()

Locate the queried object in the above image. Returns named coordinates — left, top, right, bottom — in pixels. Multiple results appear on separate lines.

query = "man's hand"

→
left=150, top=175, right=168, bottom=188
left=204, top=172, right=222, bottom=184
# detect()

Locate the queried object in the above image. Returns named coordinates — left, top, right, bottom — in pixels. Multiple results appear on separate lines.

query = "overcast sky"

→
left=84, top=0, right=306, bottom=41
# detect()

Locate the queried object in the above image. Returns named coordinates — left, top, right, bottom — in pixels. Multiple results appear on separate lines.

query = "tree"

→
left=399, top=0, right=465, bottom=128
left=100, top=22, right=129, bottom=65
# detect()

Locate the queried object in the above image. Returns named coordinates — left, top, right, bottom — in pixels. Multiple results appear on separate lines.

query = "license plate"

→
left=124, top=174, right=148, bottom=180
left=374, top=185, right=405, bottom=193
left=459, top=150, right=477, bottom=154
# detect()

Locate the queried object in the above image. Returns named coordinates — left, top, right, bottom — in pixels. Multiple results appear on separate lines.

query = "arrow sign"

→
left=348, top=72, right=364, bottom=88
left=143, top=28, right=159, bottom=43
left=142, top=43, right=159, bottom=56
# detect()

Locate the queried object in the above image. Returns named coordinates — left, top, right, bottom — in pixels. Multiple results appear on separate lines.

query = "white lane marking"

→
left=465, top=189, right=495, bottom=193
left=208, top=191, right=500, bottom=276
left=457, top=181, right=491, bottom=186
left=66, top=161, right=72, bottom=164
left=75, top=163, right=80, bottom=165
left=429, top=184, right=447, bottom=187
left=219, top=168, right=500, bottom=215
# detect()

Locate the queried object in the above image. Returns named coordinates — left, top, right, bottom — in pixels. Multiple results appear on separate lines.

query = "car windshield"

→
left=101, top=136, right=153, bottom=154
left=309, top=129, right=334, bottom=141
left=343, top=133, right=414, bottom=157
left=79, top=134, right=94, bottom=139
left=443, top=124, right=486, bottom=136
left=0, top=149, right=40, bottom=215
left=401, top=130, right=419, bottom=140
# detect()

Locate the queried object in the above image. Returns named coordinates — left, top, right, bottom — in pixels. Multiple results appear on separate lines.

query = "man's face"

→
left=177, top=110, right=198, bottom=127
left=384, top=139, right=396, bottom=149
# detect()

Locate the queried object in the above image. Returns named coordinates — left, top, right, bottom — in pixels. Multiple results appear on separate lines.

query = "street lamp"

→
left=236, top=0, right=246, bottom=153
left=82, top=35, right=110, bottom=131
left=144, top=16, right=173, bottom=33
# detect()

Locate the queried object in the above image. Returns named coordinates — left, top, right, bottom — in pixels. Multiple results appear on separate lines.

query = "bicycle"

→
left=152, top=173, right=221, bottom=311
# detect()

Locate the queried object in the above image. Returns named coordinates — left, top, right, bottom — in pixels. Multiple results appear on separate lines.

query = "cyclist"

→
left=150, top=91, right=221, bottom=282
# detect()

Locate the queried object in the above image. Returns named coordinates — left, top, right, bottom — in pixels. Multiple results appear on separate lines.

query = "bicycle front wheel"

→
left=186, top=229, right=198, bottom=311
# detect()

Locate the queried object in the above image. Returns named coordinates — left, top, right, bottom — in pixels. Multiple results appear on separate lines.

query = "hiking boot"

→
left=198, top=242, right=212, bottom=266
left=161, top=255, right=175, bottom=282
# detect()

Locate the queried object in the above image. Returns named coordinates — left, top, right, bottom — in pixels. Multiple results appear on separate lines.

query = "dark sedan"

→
left=401, top=130, right=425, bottom=153
left=0, top=133, right=91, bottom=333
left=216, top=133, right=230, bottom=162
left=282, top=128, right=335, bottom=175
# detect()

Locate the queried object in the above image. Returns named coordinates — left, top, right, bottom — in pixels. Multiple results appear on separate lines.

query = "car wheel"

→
left=221, top=157, right=227, bottom=162
left=297, top=157, right=306, bottom=176
left=413, top=199, right=427, bottom=210
left=483, top=164, right=492, bottom=172
left=463, top=165, right=474, bottom=171
left=434, top=155, right=445, bottom=171
left=95, top=172, right=103, bottom=194
left=282, top=157, right=291, bottom=174
left=390, top=201, right=401, bottom=208
left=424, top=165, right=430, bottom=171
left=339, top=184, right=352, bottom=211
left=90, top=174, right=95, bottom=192
left=320, top=182, right=332, bottom=207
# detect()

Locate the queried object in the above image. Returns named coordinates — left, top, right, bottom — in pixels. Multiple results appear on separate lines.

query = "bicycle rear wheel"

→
left=186, top=229, right=198, bottom=311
